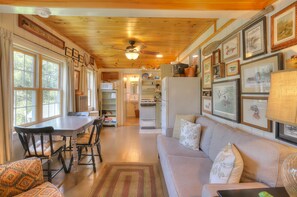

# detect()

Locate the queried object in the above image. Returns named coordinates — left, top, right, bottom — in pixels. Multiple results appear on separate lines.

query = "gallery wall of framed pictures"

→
left=199, top=1, right=297, bottom=145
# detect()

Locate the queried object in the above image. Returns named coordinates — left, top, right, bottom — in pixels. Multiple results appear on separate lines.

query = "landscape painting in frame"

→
left=202, top=56, right=212, bottom=89
left=271, top=2, right=297, bottom=51
left=243, top=17, right=267, bottom=60
left=241, top=53, right=283, bottom=94
left=222, top=33, right=240, bottom=62
left=276, top=123, right=297, bottom=145
left=202, top=96, right=212, bottom=114
left=241, top=96, right=271, bottom=132
left=226, top=60, right=240, bottom=77
left=212, top=80, right=239, bottom=122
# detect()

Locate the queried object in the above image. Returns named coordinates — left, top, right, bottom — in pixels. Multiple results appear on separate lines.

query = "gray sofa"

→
left=157, top=116, right=297, bottom=197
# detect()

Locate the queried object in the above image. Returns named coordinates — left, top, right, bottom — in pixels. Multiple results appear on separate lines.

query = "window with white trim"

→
left=87, top=70, right=93, bottom=108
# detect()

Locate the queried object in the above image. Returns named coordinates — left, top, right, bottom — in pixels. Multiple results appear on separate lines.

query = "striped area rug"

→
left=89, top=163, right=164, bottom=197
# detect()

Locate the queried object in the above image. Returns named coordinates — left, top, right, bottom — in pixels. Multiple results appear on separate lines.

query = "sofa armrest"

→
left=0, top=158, right=44, bottom=196
left=164, top=128, right=173, bottom=137
left=201, top=182, right=269, bottom=197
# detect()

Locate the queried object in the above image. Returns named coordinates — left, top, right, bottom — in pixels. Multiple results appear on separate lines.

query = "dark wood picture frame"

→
left=241, top=96, right=272, bottom=132
left=79, top=54, right=84, bottom=63
left=213, top=63, right=225, bottom=79
left=89, top=56, right=95, bottom=65
left=276, top=122, right=297, bottom=145
left=73, top=59, right=79, bottom=67
left=212, top=79, right=240, bottom=122
left=222, top=33, right=241, bottom=62
left=243, top=17, right=267, bottom=60
left=202, top=56, right=212, bottom=89
left=212, top=49, right=221, bottom=65
left=65, top=47, right=72, bottom=57
left=271, top=2, right=297, bottom=51
left=226, top=60, right=240, bottom=77
left=72, top=48, right=79, bottom=59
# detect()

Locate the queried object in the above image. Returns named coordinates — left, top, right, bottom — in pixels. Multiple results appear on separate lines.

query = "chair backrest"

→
left=14, top=126, right=55, bottom=158
left=87, top=118, right=103, bottom=145
left=68, top=112, right=89, bottom=116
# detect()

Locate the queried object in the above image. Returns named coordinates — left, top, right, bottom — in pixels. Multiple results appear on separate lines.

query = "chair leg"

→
left=91, top=147, right=96, bottom=172
left=48, top=159, right=52, bottom=183
left=96, top=143, right=103, bottom=162
left=63, top=136, right=67, bottom=154
left=59, top=152, right=68, bottom=173
left=78, top=147, right=83, bottom=161
left=68, top=155, right=73, bottom=173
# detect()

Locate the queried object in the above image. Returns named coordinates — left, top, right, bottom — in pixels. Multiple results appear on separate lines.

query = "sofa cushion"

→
left=157, top=135, right=207, bottom=158
left=179, top=119, right=201, bottom=150
left=167, top=156, right=213, bottom=197
left=173, top=114, right=196, bottom=138
left=15, top=182, right=63, bottom=197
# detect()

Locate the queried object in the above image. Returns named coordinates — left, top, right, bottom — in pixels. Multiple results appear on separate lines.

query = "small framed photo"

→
left=202, top=90, right=212, bottom=97
left=212, top=79, right=240, bottom=122
left=202, top=56, right=212, bottom=89
left=79, top=54, right=84, bottom=63
left=202, top=96, right=212, bottom=114
left=226, top=60, right=240, bottom=77
left=243, top=17, right=267, bottom=60
left=72, top=48, right=79, bottom=59
left=74, top=70, right=80, bottom=91
left=213, top=63, right=225, bottom=79
left=90, top=56, right=95, bottom=65
left=241, top=53, right=283, bottom=94
left=271, top=2, right=297, bottom=51
left=65, top=47, right=72, bottom=57
left=73, top=59, right=79, bottom=67
left=222, top=33, right=241, bottom=62
left=241, top=96, right=272, bottom=132
left=212, top=49, right=221, bottom=65
left=276, top=123, right=297, bottom=145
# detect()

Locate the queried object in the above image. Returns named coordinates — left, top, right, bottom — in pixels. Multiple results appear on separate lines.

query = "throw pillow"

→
left=179, top=119, right=201, bottom=150
left=209, top=143, right=244, bottom=184
left=173, top=114, right=196, bottom=138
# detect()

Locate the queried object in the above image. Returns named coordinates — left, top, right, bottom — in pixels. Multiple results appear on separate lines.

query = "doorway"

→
left=123, top=74, right=140, bottom=126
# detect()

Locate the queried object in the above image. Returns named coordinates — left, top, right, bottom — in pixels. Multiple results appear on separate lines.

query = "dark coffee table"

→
left=217, top=187, right=289, bottom=197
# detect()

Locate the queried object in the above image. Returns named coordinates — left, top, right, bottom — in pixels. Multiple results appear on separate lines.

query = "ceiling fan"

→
left=114, top=40, right=161, bottom=60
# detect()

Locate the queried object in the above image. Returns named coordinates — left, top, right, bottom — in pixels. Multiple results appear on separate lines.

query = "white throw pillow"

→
left=179, top=119, right=201, bottom=150
left=173, top=114, right=196, bottom=139
left=209, top=143, right=244, bottom=184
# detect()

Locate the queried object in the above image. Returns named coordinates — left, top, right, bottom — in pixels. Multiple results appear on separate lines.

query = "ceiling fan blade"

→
left=135, top=43, right=146, bottom=51
left=140, top=50, right=160, bottom=55
left=112, top=46, right=125, bottom=51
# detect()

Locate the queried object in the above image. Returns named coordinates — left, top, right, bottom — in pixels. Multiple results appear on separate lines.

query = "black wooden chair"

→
left=69, top=118, right=103, bottom=172
left=14, top=126, right=68, bottom=182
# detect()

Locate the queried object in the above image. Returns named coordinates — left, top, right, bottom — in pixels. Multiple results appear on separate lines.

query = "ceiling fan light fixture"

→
left=35, top=7, right=51, bottom=18
left=125, top=49, right=139, bottom=60
left=156, top=54, right=163, bottom=58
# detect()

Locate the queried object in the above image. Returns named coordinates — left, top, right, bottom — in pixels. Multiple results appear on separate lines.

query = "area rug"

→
left=89, top=162, right=164, bottom=197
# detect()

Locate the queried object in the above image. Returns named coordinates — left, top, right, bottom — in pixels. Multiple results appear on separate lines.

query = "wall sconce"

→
left=123, top=77, right=127, bottom=88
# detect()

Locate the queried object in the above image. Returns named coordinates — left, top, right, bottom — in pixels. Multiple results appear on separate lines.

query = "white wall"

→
left=178, top=0, right=297, bottom=148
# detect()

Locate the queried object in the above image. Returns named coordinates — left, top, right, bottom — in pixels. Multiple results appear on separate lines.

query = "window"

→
left=87, top=70, right=93, bottom=108
left=13, top=49, right=62, bottom=126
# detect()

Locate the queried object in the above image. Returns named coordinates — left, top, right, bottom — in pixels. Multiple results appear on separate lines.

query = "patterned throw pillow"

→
left=173, top=114, right=196, bottom=139
left=179, top=119, right=201, bottom=150
left=209, top=143, right=244, bottom=184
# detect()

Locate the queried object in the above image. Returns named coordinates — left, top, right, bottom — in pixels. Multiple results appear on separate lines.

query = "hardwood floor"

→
left=52, top=125, right=160, bottom=197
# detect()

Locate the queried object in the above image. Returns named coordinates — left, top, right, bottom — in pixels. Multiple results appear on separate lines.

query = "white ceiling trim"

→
left=0, top=5, right=259, bottom=19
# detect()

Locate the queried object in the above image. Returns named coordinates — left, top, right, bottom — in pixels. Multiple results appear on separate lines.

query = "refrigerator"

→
left=161, top=77, right=201, bottom=135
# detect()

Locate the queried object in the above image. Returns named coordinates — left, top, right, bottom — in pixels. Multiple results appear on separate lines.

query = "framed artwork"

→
left=222, top=33, right=241, bottom=62
left=212, top=49, right=221, bottom=65
left=72, top=48, right=79, bottom=59
left=189, top=49, right=201, bottom=74
left=276, top=123, right=297, bottom=145
left=241, top=53, right=283, bottom=94
left=65, top=47, right=72, bottom=57
left=241, top=96, right=272, bottom=132
left=79, top=54, right=84, bottom=63
left=226, top=60, right=240, bottom=77
left=74, top=70, right=80, bottom=91
left=202, top=56, right=212, bottom=89
left=202, top=96, right=212, bottom=114
left=90, top=56, right=95, bottom=65
left=243, top=17, right=267, bottom=60
left=271, top=2, right=297, bottom=51
left=213, top=63, right=225, bottom=79
left=212, top=79, right=239, bottom=122
left=202, top=90, right=212, bottom=97
left=73, top=59, right=79, bottom=67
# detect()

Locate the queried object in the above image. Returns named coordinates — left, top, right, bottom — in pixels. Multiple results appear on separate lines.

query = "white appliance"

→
left=140, top=98, right=156, bottom=129
left=161, top=77, right=201, bottom=135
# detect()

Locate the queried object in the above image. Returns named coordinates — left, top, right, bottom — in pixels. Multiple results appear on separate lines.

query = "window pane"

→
left=14, top=70, right=23, bottom=88
left=14, top=51, right=24, bottom=70
left=42, top=60, right=59, bottom=88
left=25, top=55, right=34, bottom=72
left=24, top=72, right=33, bottom=87
left=42, top=90, right=60, bottom=119
left=14, top=51, right=35, bottom=88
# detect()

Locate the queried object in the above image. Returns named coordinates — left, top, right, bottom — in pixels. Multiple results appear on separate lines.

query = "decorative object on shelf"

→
left=212, top=49, right=221, bottom=65
left=226, top=60, right=240, bottom=77
left=243, top=17, right=267, bottom=60
left=142, top=73, right=149, bottom=80
left=212, top=79, right=239, bottom=122
left=18, top=15, right=65, bottom=49
left=271, top=2, right=297, bottom=51
left=241, top=96, right=271, bottom=132
left=73, top=59, right=79, bottom=67
left=189, top=49, right=201, bottom=74
left=90, top=56, right=95, bottom=65
left=202, top=96, right=212, bottom=114
left=72, top=48, right=79, bottom=59
left=213, top=63, right=225, bottom=79
left=202, top=56, right=212, bottom=89
left=185, top=66, right=196, bottom=77
left=276, top=123, right=297, bottom=145
left=78, top=54, right=84, bottom=63
left=74, top=70, right=80, bottom=91
left=222, top=33, right=240, bottom=62
left=83, top=52, right=90, bottom=66
left=65, top=47, right=72, bottom=57
left=286, top=55, right=297, bottom=70
left=241, top=53, right=283, bottom=94
left=266, top=70, right=297, bottom=197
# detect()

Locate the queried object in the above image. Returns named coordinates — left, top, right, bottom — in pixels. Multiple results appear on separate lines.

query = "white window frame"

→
left=87, top=69, right=94, bottom=110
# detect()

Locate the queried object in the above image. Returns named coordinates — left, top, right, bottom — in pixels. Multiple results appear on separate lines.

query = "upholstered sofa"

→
left=157, top=116, right=297, bottom=197
left=0, top=158, right=63, bottom=197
